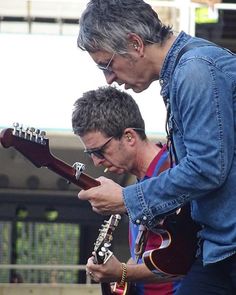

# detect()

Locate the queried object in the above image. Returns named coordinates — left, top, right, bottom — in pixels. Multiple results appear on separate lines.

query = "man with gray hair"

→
left=77, top=1, right=236, bottom=294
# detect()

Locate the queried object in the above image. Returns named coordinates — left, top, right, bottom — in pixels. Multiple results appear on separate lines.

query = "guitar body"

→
left=101, top=282, right=113, bottom=295
left=112, top=282, right=136, bottom=295
left=143, top=204, right=200, bottom=277
left=101, top=282, right=136, bottom=295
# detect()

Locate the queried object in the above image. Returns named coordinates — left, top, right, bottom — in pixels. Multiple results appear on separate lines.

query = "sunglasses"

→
left=84, top=137, right=113, bottom=159
left=97, top=53, right=116, bottom=75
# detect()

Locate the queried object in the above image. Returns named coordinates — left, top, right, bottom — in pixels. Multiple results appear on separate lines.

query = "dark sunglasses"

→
left=84, top=137, right=113, bottom=159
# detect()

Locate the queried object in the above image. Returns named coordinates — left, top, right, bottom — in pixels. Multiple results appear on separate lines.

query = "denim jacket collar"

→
left=159, top=31, right=191, bottom=103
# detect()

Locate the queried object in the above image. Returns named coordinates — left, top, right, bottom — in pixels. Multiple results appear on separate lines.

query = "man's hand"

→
left=78, top=176, right=126, bottom=215
left=86, top=254, right=123, bottom=283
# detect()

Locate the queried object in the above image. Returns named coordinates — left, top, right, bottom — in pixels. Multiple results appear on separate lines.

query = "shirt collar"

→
left=145, top=144, right=167, bottom=178
left=159, top=31, right=192, bottom=100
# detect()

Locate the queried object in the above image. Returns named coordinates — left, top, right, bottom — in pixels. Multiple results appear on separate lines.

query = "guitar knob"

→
left=13, top=122, right=19, bottom=135
left=25, top=127, right=31, bottom=140
left=98, top=251, right=105, bottom=257
left=104, top=242, right=111, bottom=248
left=18, top=124, right=24, bottom=137
left=40, top=131, right=46, bottom=137
left=101, top=246, right=107, bottom=253
left=13, top=122, right=19, bottom=130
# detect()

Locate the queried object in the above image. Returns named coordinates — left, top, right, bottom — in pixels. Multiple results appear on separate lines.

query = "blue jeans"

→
left=176, top=254, right=236, bottom=294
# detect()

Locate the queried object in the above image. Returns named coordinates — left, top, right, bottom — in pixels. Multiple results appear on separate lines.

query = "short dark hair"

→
left=78, top=0, right=173, bottom=53
left=72, top=86, right=146, bottom=140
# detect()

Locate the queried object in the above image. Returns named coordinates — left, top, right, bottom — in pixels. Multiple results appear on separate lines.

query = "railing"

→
left=0, top=264, right=92, bottom=284
left=0, top=0, right=236, bottom=36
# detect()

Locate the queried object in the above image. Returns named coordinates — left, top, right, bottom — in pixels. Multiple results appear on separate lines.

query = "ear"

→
left=123, top=128, right=137, bottom=144
left=127, top=33, right=144, bottom=55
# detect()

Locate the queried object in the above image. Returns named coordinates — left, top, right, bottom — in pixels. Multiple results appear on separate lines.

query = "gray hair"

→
left=72, top=86, right=146, bottom=140
left=77, top=0, right=173, bottom=54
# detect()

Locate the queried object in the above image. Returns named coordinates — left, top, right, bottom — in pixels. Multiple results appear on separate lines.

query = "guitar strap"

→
left=134, top=152, right=171, bottom=262
left=166, top=40, right=221, bottom=166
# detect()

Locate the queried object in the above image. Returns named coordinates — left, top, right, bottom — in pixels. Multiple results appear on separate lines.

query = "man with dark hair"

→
left=72, top=86, right=181, bottom=294
left=76, top=1, right=236, bottom=294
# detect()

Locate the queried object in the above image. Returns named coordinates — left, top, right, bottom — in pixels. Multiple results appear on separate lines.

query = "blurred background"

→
left=0, top=0, right=235, bottom=294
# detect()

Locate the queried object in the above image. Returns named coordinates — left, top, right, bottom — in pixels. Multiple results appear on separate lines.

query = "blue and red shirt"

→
left=129, top=145, right=181, bottom=295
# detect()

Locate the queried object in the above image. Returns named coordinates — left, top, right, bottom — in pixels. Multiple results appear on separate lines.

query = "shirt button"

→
left=143, top=216, right=147, bottom=221
left=160, top=79, right=164, bottom=85
left=136, top=219, right=141, bottom=224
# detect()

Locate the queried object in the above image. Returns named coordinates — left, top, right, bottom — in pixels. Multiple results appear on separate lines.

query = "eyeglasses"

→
left=97, top=53, right=116, bottom=75
left=84, top=137, right=113, bottom=159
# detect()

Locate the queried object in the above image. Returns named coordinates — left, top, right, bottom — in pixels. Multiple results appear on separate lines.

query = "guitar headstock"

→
left=93, top=214, right=121, bottom=265
left=0, top=123, right=51, bottom=168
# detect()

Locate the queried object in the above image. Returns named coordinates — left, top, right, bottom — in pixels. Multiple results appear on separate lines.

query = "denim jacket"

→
left=123, top=31, right=236, bottom=265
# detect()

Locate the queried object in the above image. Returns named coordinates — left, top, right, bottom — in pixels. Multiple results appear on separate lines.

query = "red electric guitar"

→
left=142, top=205, right=200, bottom=279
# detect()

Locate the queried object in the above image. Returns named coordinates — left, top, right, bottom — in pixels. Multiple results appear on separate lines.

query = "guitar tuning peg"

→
left=104, top=242, right=111, bottom=248
left=13, top=122, right=19, bottom=135
left=19, top=124, right=24, bottom=137
left=25, top=127, right=31, bottom=140
left=13, top=122, right=19, bottom=128
left=98, top=251, right=105, bottom=257
left=35, top=129, right=41, bottom=142
left=40, top=131, right=46, bottom=143
left=40, top=130, right=46, bottom=136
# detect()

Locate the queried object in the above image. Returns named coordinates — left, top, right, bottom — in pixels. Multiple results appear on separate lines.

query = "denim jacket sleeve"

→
left=123, top=46, right=236, bottom=230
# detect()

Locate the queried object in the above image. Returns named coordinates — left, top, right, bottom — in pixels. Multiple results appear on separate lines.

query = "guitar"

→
left=0, top=124, right=132, bottom=294
left=93, top=214, right=121, bottom=295
left=142, top=205, right=200, bottom=278
left=93, top=214, right=134, bottom=295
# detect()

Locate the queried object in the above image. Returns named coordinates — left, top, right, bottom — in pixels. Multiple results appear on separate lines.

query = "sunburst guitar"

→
left=142, top=205, right=200, bottom=279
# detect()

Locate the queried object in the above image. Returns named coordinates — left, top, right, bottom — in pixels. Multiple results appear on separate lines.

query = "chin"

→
left=130, top=82, right=151, bottom=93
left=132, top=88, right=144, bottom=93
left=109, top=168, right=126, bottom=174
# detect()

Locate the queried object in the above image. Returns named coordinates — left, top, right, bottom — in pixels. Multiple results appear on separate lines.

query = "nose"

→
left=104, top=72, right=116, bottom=85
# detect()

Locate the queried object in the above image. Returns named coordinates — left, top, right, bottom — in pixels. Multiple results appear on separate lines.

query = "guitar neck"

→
left=46, top=155, right=100, bottom=190
left=0, top=127, right=100, bottom=190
